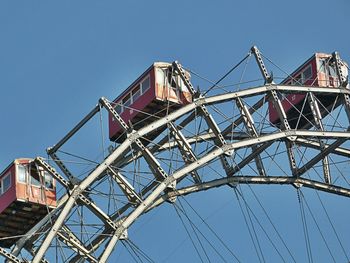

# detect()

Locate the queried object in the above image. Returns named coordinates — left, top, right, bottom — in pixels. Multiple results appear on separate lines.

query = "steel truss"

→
left=2, top=54, right=350, bottom=262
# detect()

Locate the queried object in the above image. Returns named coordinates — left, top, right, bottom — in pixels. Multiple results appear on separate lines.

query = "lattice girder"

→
left=3, top=84, right=350, bottom=263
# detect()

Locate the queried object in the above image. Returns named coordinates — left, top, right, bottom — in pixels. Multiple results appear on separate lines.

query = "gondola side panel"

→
left=109, top=67, right=156, bottom=141
left=0, top=165, right=16, bottom=214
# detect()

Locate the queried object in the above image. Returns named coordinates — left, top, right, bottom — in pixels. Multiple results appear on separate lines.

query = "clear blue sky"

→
left=0, top=0, right=349, bottom=166
left=0, top=0, right=349, bottom=262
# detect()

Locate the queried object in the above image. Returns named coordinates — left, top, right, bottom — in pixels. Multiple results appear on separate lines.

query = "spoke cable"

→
left=233, top=188, right=264, bottom=263
left=235, top=187, right=290, bottom=263
left=173, top=203, right=206, bottom=263
left=121, top=240, right=143, bottom=263
left=314, top=189, right=350, bottom=261
left=175, top=200, right=213, bottom=263
left=174, top=201, right=229, bottom=263
left=126, top=239, right=155, bottom=263
left=298, top=190, right=336, bottom=263
left=179, top=196, right=241, bottom=262
left=203, top=53, right=251, bottom=95
left=246, top=184, right=297, bottom=262
left=297, top=189, right=313, bottom=263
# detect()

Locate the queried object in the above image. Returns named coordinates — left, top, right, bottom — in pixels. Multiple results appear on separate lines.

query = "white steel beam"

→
left=231, top=141, right=273, bottom=175
left=69, top=130, right=350, bottom=262
left=297, top=137, right=347, bottom=176
left=204, top=85, right=350, bottom=106
left=34, top=94, right=193, bottom=262
left=268, top=89, right=298, bottom=176
left=100, top=97, right=169, bottom=183
left=173, top=61, right=233, bottom=176
left=157, top=132, right=350, bottom=159
left=150, top=175, right=350, bottom=209
left=47, top=152, right=78, bottom=185
left=107, top=167, right=143, bottom=204
left=235, top=97, right=266, bottom=176
left=0, top=248, right=22, bottom=263
left=34, top=157, right=71, bottom=189
left=342, top=94, right=350, bottom=122
left=168, top=122, right=201, bottom=183
left=35, top=157, right=122, bottom=232
left=332, top=52, right=348, bottom=88
left=32, top=138, right=131, bottom=263
left=58, top=226, right=98, bottom=263
left=308, top=92, right=331, bottom=183
left=295, top=138, right=350, bottom=157
left=47, top=104, right=100, bottom=155
left=30, top=84, right=350, bottom=261
left=251, top=46, right=273, bottom=84
left=98, top=130, right=350, bottom=262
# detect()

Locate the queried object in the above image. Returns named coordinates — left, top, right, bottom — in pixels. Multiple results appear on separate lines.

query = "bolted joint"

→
left=194, top=96, right=206, bottom=107
left=227, top=182, right=238, bottom=189
left=164, top=178, right=177, bottom=202
left=167, top=191, right=178, bottom=199
left=127, top=130, right=140, bottom=142
left=287, top=136, right=297, bottom=142
left=98, top=96, right=109, bottom=106
left=46, top=146, right=55, bottom=155
left=222, top=144, right=235, bottom=156
left=70, top=186, right=83, bottom=200
left=224, top=150, right=234, bottom=157
left=163, top=176, right=176, bottom=189
left=115, top=226, right=128, bottom=240
left=292, top=182, right=303, bottom=189
left=284, top=130, right=297, bottom=141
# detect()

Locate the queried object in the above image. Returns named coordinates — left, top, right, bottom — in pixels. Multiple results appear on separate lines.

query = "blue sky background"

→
left=0, top=1, right=350, bottom=262
left=0, top=0, right=349, bottom=166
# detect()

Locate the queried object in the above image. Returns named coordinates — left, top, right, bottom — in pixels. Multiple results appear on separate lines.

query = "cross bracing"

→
left=2, top=49, right=350, bottom=262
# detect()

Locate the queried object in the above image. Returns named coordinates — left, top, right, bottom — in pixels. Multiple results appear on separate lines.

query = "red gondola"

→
left=109, top=62, right=192, bottom=142
left=0, top=158, right=56, bottom=247
left=269, top=52, right=349, bottom=128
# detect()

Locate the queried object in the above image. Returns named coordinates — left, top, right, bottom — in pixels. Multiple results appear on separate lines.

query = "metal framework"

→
left=2, top=47, right=350, bottom=262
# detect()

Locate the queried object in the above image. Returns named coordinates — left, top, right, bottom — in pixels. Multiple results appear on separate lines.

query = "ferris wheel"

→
left=1, top=46, right=350, bottom=262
